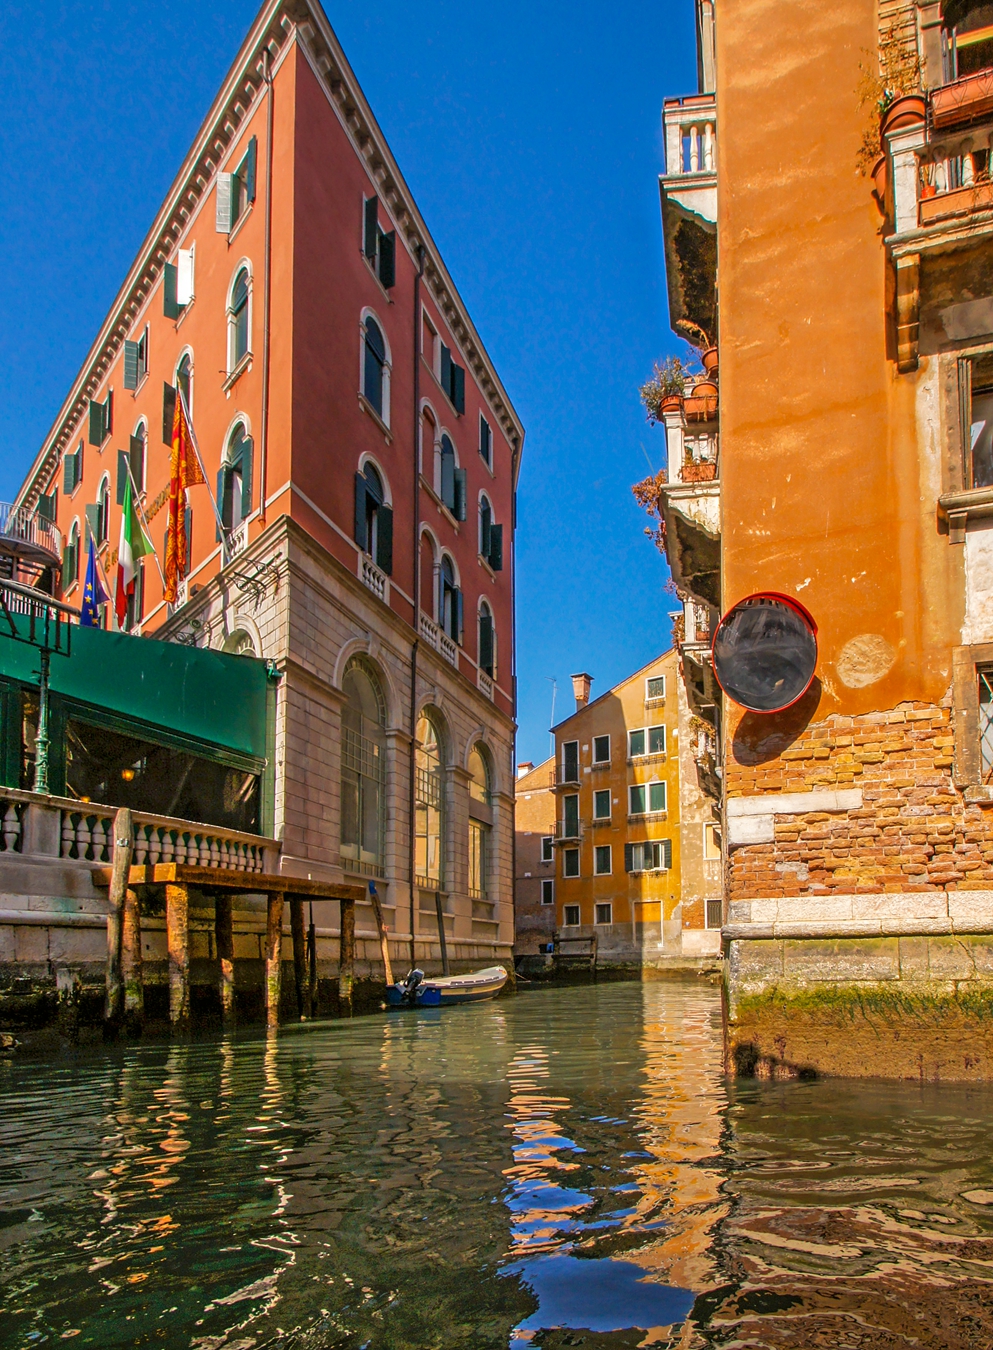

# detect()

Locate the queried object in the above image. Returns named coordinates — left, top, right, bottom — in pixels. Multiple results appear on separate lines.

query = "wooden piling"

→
left=368, top=884, right=394, bottom=987
left=121, top=887, right=144, bottom=1034
left=56, top=967, right=80, bottom=1045
left=104, top=807, right=134, bottom=1031
left=215, top=893, right=235, bottom=1028
left=307, top=903, right=318, bottom=1018
left=290, top=896, right=307, bottom=1019
left=165, top=882, right=190, bottom=1031
left=265, top=891, right=285, bottom=1029
left=338, top=896, right=355, bottom=1016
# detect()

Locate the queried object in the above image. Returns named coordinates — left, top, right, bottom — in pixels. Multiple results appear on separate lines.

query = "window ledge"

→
left=591, top=760, right=610, bottom=771
left=628, top=752, right=667, bottom=765
left=130, top=371, right=149, bottom=399
left=627, top=811, right=668, bottom=823
left=419, top=475, right=460, bottom=530
left=223, top=353, right=252, bottom=392
left=939, top=486, right=993, bottom=543
left=363, top=252, right=395, bottom=303
left=358, top=392, right=393, bottom=443
left=227, top=203, right=254, bottom=246
left=477, top=553, right=495, bottom=579
left=424, top=359, right=463, bottom=418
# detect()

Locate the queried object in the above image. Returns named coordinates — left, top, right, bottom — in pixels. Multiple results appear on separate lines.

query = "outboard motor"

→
left=400, top=969, right=425, bottom=1005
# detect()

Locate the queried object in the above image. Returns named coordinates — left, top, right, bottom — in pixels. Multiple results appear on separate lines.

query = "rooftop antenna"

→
left=546, top=676, right=557, bottom=757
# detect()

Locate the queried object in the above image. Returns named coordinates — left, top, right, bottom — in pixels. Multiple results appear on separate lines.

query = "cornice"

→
left=17, top=0, right=524, bottom=511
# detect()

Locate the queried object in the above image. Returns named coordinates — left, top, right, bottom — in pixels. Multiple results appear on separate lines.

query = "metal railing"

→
left=0, top=504, right=62, bottom=562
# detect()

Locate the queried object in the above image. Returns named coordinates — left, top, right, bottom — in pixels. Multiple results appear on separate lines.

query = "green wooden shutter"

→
left=440, top=443, right=455, bottom=510
left=117, top=449, right=130, bottom=505
left=245, top=136, right=257, bottom=203
left=63, top=451, right=76, bottom=495
left=37, top=492, right=56, bottom=523
left=452, top=363, right=465, bottom=415
left=479, top=416, right=491, bottom=464
left=105, top=391, right=113, bottom=438
left=379, top=230, right=396, bottom=288
left=376, top=504, right=393, bottom=574
left=130, top=434, right=145, bottom=494
left=661, top=839, right=672, bottom=870
left=240, top=436, right=254, bottom=519
left=88, top=399, right=103, bottom=446
left=354, top=472, right=368, bottom=549
left=217, top=467, right=228, bottom=541
left=163, top=383, right=177, bottom=444
left=454, top=587, right=464, bottom=644
left=364, top=196, right=379, bottom=259
left=123, top=340, right=139, bottom=390
left=649, top=781, right=666, bottom=813
left=85, top=503, right=101, bottom=547
left=454, top=468, right=467, bottom=521
left=441, top=345, right=452, bottom=396
left=480, top=504, right=491, bottom=557
left=624, top=843, right=634, bottom=873
left=216, top=173, right=233, bottom=233
left=163, top=263, right=180, bottom=320
left=479, top=612, right=493, bottom=672
left=488, top=523, right=503, bottom=571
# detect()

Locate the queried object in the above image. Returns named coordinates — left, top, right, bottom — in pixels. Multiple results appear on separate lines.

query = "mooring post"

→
left=290, top=896, right=307, bottom=1020
left=368, top=882, right=394, bottom=987
left=434, top=892, right=450, bottom=976
left=307, top=901, right=318, bottom=1018
left=104, top=807, right=133, bottom=1033
left=55, top=967, right=80, bottom=1045
left=338, top=896, right=355, bottom=1016
left=215, top=893, right=235, bottom=1028
left=265, top=891, right=285, bottom=1029
left=165, top=882, right=190, bottom=1031
left=122, top=887, right=143, bottom=1035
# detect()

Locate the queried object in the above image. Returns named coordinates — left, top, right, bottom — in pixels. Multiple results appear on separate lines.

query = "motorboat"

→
left=386, top=966, right=508, bottom=1008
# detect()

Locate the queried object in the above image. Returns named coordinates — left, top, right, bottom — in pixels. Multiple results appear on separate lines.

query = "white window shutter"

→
left=176, top=248, right=194, bottom=305
left=215, top=174, right=233, bottom=233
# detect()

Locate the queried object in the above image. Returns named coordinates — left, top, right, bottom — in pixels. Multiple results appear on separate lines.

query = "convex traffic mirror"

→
left=712, top=593, right=817, bottom=713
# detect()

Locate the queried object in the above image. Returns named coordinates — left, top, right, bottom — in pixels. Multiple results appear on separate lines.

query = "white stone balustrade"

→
left=663, top=95, right=717, bottom=178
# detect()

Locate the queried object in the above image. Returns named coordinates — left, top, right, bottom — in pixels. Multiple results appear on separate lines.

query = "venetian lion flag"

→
left=164, top=392, right=205, bottom=602
left=115, top=472, right=154, bottom=626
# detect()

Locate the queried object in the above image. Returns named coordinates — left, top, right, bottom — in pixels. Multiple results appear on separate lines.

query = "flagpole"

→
left=84, top=516, right=114, bottom=603
left=177, top=387, right=227, bottom=538
left=124, top=459, right=168, bottom=590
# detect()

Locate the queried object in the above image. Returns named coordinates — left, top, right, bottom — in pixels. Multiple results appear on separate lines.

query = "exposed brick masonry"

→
left=728, top=702, right=993, bottom=899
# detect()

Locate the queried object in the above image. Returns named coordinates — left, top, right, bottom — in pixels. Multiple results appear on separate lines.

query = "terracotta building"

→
left=550, top=658, right=721, bottom=969
left=513, top=757, right=556, bottom=960
left=658, top=0, right=993, bottom=1078
left=8, top=0, right=523, bottom=978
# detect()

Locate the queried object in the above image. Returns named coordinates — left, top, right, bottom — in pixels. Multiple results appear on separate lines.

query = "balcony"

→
left=553, top=764, right=581, bottom=788
left=0, top=503, right=62, bottom=568
left=657, top=397, right=720, bottom=609
left=419, top=611, right=458, bottom=668
left=659, top=93, right=717, bottom=347
left=359, top=552, right=389, bottom=604
left=555, top=818, right=581, bottom=842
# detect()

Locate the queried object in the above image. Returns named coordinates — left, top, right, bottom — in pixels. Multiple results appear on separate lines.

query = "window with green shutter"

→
left=478, top=604, right=494, bottom=676
left=646, top=675, right=665, bottom=699
left=629, top=729, right=646, bottom=757
left=629, top=784, right=646, bottom=815
left=594, top=845, right=611, bottom=875
left=63, top=444, right=82, bottom=495
left=88, top=392, right=112, bottom=447
left=593, top=734, right=610, bottom=764
left=479, top=415, right=491, bottom=466
left=593, top=788, right=610, bottom=819
left=648, top=725, right=665, bottom=754
left=216, top=137, right=257, bottom=237
left=563, top=850, right=580, bottom=879
left=123, top=329, right=148, bottom=390
left=362, top=195, right=397, bottom=290
left=440, top=345, right=465, bottom=413
left=649, top=781, right=666, bottom=813
left=563, top=794, right=579, bottom=836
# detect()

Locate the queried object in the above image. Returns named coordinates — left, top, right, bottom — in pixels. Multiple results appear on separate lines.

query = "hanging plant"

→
left=639, top=358, right=687, bottom=424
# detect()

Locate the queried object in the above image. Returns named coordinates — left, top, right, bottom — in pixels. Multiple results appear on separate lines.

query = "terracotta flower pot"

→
left=882, top=93, right=926, bottom=137
left=871, top=152, right=887, bottom=206
left=701, top=345, right=719, bottom=374
left=691, top=379, right=718, bottom=398
left=660, top=394, right=684, bottom=412
left=921, top=181, right=937, bottom=198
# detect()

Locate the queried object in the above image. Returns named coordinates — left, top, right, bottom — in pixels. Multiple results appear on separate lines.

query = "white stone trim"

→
left=725, top=890, right=993, bottom=940
left=727, top=789, right=863, bottom=817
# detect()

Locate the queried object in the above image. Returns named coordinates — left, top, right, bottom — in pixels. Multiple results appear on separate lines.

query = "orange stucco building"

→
left=659, top=0, right=993, bottom=1077
left=10, top=0, right=523, bottom=977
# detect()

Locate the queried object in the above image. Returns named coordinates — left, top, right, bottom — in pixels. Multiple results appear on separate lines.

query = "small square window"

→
left=540, top=835, right=553, bottom=863
left=541, top=878, right=554, bottom=905
left=629, top=729, right=646, bottom=757
left=648, top=726, right=665, bottom=754
left=593, top=789, right=611, bottom=820
left=704, top=822, right=722, bottom=860
left=564, top=904, right=581, bottom=926
left=593, top=734, right=610, bottom=764
left=563, top=848, right=580, bottom=878
left=595, top=902, right=612, bottom=925
left=646, top=676, right=665, bottom=700
left=594, top=845, right=611, bottom=875
left=649, top=781, right=666, bottom=813
left=629, top=784, right=646, bottom=815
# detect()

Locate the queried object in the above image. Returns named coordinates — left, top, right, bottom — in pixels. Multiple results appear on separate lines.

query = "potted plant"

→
left=640, top=358, right=687, bottom=423
left=701, top=345, right=719, bottom=374
left=881, top=89, right=926, bottom=137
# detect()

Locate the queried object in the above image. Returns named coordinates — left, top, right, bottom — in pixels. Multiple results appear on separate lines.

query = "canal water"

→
left=3, top=981, right=993, bottom=1349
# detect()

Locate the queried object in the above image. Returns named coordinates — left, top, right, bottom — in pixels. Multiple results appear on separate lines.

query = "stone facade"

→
left=513, top=757, right=556, bottom=959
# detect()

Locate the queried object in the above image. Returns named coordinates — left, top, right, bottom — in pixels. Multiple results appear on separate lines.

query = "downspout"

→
left=408, top=244, right=426, bottom=969
left=258, top=49, right=275, bottom=525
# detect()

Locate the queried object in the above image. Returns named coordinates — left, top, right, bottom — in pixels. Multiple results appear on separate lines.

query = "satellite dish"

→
left=712, top=593, right=817, bottom=713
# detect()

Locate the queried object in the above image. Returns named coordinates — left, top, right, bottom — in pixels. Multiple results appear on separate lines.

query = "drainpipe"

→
left=258, top=49, right=275, bottom=525
left=408, top=245, right=426, bottom=969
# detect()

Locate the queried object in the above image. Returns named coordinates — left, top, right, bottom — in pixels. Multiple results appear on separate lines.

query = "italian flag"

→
left=115, top=472, right=155, bottom=626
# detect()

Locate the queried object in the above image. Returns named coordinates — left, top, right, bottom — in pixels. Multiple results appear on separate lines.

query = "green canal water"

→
left=3, top=981, right=993, bottom=1348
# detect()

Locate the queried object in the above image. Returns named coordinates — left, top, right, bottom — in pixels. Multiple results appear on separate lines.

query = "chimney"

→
left=571, top=672, right=593, bottom=710
left=517, top=761, right=535, bottom=779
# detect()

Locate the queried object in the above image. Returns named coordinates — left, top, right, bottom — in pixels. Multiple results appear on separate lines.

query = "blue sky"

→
left=0, top=0, right=695, bottom=766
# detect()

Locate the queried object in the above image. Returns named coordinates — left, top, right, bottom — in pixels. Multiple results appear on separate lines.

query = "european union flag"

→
left=80, top=534, right=109, bottom=628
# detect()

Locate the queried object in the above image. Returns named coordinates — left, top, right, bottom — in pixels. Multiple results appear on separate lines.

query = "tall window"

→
left=439, top=555, right=461, bottom=643
left=468, top=744, right=491, bottom=902
left=176, top=352, right=193, bottom=417
left=363, top=316, right=387, bottom=421
left=354, top=462, right=393, bottom=574
left=228, top=267, right=250, bottom=371
left=220, top=424, right=253, bottom=531
left=63, top=522, right=80, bottom=589
left=340, top=659, right=385, bottom=874
left=478, top=600, right=495, bottom=676
left=964, top=354, right=993, bottom=489
left=415, top=713, right=444, bottom=890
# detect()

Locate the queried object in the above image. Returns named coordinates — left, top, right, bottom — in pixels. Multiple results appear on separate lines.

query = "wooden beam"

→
left=122, top=887, right=143, bottom=1035
left=215, top=893, right=235, bottom=1028
left=368, top=883, right=394, bottom=987
left=265, top=891, right=285, bottom=1029
left=104, top=807, right=134, bottom=1032
left=165, top=882, right=190, bottom=1030
left=338, top=896, right=355, bottom=1016
left=290, top=896, right=307, bottom=1020
left=93, top=863, right=364, bottom=903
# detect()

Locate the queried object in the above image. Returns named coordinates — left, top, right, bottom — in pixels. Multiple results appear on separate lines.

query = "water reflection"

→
left=3, top=983, right=993, bottom=1348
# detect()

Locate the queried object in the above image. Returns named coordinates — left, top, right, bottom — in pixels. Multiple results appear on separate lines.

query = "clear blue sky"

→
left=0, top=0, right=695, bottom=766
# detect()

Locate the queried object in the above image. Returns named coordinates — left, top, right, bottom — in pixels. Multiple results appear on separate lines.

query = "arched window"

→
left=415, top=713, right=444, bottom=890
left=363, top=316, right=388, bottom=422
left=220, top=422, right=253, bottom=532
left=439, top=434, right=464, bottom=518
left=468, top=744, right=491, bottom=904
left=228, top=267, right=250, bottom=371
left=96, top=477, right=110, bottom=545
left=478, top=600, right=495, bottom=677
left=479, top=494, right=492, bottom=556
left=63, top=521, right=80, bottom=590
left=176, top=352, right=193, bottom=417
left=354, top=461, right=393, bottom=574
left=340, top=658, right=386, bottom=873
left=124, top=420, right=147, bottom=497
left=439, top=555, right=462, bottom=644
left=420, top=530, right=437, bottom=616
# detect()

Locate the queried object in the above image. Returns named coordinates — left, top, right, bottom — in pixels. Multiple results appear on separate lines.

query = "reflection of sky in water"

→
left=509, top=1253, right=696, bottom=1335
